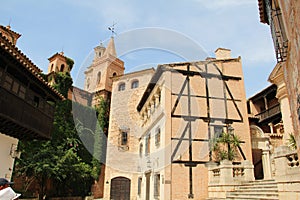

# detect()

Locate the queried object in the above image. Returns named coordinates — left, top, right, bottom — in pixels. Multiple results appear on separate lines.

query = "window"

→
left=3, top=75, right=13, bottom=90
left=145, top=134, right=150, bottom=156
left=12, top=81, right=19, bottom=94
left=60, top=64, right=65, bottom=72
left=155, top=128, right=161, bottom=147
left=118, top=82, right=125, bottom=91
left=131, top=80, right=139, bottom=89
left=269, top=0, right=288, bottom=62
left=138, top=177, right=142, bottom=196
left=121, top=131, right=128, bottom=145
left=97, top=71, right=101, bottom=85
left=113, top=72, right=117, bottom=77
left=33, top=96, right=40, bottom=108
left=154, top=174, right=160, bottom=199
left=213, top=125, right=224, bottom=138
left=139, top=143, right=143, bottom=157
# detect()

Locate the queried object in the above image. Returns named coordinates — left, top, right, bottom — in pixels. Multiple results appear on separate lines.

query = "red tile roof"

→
left=258, top=0, right=269, bottom=24
left=0, top=32, right=65, bottom=100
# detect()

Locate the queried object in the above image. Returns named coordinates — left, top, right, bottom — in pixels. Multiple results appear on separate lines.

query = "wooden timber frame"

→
left=166, top=61, right=246, bottom=198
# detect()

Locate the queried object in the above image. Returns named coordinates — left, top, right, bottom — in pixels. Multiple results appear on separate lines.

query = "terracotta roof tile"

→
left=0, top=32, right=65, bottom=100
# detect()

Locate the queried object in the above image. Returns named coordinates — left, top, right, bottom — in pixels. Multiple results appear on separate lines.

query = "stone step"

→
left=242, top=180, right=277, bottom=185
left=235, top=188, right=278, bottom=193
left=226, top=195, right=279, bottom=200
left=227, top=191, right=278, bottom=197
left=225, top=180, right=279, bottom=200
left=238, top=185, right=277, bottom=190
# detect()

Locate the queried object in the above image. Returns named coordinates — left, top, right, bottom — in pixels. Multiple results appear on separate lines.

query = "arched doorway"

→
left=110, top=177, right=131, bottom=200
left=250, top=125, right=272, bottom=180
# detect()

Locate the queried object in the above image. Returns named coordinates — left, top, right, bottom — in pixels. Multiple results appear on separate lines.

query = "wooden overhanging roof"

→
left=258, top=0, right=269, bottom=24
left=0, top=25, right=21, bottom=39
left=247, top=84, right=277, bottom=102
left=0, top=32, right=65, bottom=100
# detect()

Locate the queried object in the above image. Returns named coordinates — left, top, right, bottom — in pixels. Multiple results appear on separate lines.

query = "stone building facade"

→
left=103, top=68, right=155, bottom=200
left=258, top=0, right=300, bottom=155
left=103, top=48, right=252, bottom=199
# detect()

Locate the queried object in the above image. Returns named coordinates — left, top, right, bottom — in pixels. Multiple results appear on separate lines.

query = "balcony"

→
left=0, top=87, right=55, bottom=140
left=255, top=104, right=281, bottom=123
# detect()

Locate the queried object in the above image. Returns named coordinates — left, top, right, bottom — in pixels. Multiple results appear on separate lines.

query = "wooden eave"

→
left=0, top=33, right=65, bottom=100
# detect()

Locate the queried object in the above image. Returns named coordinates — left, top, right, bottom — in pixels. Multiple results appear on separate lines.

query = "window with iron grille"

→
left=154, top=173, right=160, bottom=199
left=139, top=143, right=143, bottom=157
left=118, top=128, right=129, bottom=151
left=213, top=125, right=224, bottom=138
left=269, top=0, right=288, bottom=62
left=138, top=177, right=142, bottom=196
left=155, top=128, right=161, bottom=147
left=145, top=134, right=150, bottom=156
left=121, top=131, right=128, bottom=145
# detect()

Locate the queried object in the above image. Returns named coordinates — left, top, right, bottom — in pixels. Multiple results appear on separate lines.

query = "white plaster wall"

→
left=0, top=133, right=18, bottom=180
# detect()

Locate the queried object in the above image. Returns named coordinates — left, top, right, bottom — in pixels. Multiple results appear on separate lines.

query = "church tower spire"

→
left=84, top=37, right=124, bottom=105
left=103, top=37, right=117, bottom=57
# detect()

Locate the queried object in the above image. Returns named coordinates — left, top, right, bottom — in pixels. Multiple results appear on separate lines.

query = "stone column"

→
left=150, top=101, right=155, bottom=114
left=219, top=160, right=234, bottom=185
left=241, top=160, right=255, bottom=181
left=154, top=94, right=160, bottom=108
left=147, top=105, right=151, bottom=117
left=262, top=148, right=272, bottom=179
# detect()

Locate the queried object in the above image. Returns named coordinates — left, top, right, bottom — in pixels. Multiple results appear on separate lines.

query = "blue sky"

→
left=0, top=0, right=276, bottom=97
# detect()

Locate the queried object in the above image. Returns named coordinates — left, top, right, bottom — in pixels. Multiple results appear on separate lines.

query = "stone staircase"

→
left=226, top=179, right=279, bottom=200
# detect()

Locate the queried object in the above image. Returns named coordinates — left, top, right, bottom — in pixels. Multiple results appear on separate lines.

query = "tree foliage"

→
left=15, top=72, right=103, bottom=199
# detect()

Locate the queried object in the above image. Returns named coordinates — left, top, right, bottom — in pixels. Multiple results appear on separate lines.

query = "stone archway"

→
left=110, top=177, right=131, bottom=200
left=250, top=125, right=272, bottom=180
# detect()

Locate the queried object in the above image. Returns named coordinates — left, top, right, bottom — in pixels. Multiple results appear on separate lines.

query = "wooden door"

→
left=110, top=177, right=131, bottom=200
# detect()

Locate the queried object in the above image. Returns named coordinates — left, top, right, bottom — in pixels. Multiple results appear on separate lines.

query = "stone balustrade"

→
left=207, top=160, right=254, bottom=199
left=273, top=145, right=300, bottom=199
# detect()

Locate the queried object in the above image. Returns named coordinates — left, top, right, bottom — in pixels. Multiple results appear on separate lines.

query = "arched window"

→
left=118, top=82, right=125, bottom=91
left=113, top=72, right=117, bottom=77
left=60, top=64, right=65, bottom=72
left=131, top=80, right=139, bottom=89
left=97, top=71, right=101, bottom=85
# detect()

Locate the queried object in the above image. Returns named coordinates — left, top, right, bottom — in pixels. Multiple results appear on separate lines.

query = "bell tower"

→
left=84, top=37, right=125, bottom=104
left=47, top=51, right=74, bottom=86
left=47, top=51, right=72, bottom=74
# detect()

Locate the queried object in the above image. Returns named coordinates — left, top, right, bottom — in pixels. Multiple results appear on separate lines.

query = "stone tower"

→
left=84, top=37, right=125, bottom=105
left=47, top=51, right=73, bottom=86
left=0, top=25, right=21, bottom=45
left=47, top=51, right=72, bottom=74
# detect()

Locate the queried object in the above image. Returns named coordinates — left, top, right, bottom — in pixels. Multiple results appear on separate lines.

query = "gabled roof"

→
left=48, top=52, right=67, bottom=61
left=0, top=32, right=65, bottom=100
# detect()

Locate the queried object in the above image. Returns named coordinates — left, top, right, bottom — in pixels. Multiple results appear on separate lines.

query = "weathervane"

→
left=108, top=22, right=117, bottom=37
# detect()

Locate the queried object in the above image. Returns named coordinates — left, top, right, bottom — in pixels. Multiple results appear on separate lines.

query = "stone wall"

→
left=277, top=0, right=300, bottom=155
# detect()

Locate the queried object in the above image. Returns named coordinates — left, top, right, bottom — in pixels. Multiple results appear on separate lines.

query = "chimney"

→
left=215, top=48, right=231, bottom=59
